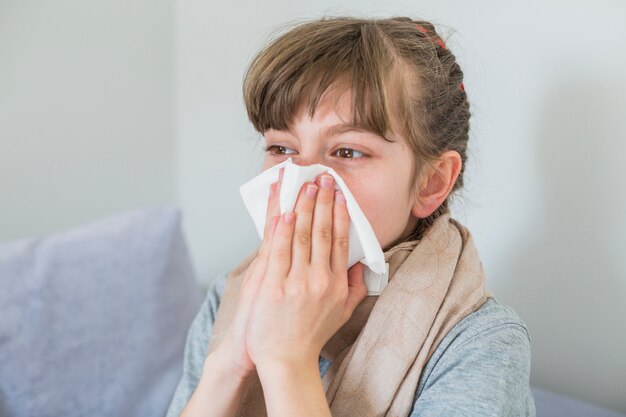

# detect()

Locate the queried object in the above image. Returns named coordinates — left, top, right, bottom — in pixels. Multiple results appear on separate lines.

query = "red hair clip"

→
left=415, top=24, right=429, bottom=34
left=415, top=23, right=446, bottom=50
left=415, top=23, right=464, bottom=92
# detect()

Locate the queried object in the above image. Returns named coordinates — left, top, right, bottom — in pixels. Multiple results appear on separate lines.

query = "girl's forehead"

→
left=265, top=92, right=351, bottom=134
left=266, top=82, right=406, bottom=144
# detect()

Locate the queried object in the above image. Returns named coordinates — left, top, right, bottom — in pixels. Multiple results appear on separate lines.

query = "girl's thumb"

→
left=344, top=262, right=368, bottom=315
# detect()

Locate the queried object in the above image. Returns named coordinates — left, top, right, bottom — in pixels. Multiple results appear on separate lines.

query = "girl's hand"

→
left=245, top=173, right=368, bottom=368
left=212, top=168, right=285, bottom=379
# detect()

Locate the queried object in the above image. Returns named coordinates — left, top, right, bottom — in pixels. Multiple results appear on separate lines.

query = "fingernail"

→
left=306, top=183, right=318, bottom=197
left=282, top=212, right=294, bottom=224
left=335, top=190, right=346, bottom=204
left=320, top=174, right=334, bottom=188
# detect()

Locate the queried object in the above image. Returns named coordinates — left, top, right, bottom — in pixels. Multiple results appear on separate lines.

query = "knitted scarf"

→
left=206, top=212, right=492, bottom=416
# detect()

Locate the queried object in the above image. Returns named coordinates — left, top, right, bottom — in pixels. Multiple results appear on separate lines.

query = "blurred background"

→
left=1, top=0, right=625, bottom=413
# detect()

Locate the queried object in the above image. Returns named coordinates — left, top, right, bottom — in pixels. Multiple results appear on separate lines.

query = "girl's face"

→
left=262, top=88, right=419, bottom=251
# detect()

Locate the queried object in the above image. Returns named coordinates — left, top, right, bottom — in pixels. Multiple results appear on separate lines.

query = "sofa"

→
left=0, top=206, right=623, bottom=417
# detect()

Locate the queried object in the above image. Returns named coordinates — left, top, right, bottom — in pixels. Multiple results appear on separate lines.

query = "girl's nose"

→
left=293, top=156, right=319, bottom=167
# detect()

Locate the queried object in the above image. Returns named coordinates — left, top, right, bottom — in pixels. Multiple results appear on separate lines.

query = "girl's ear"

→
left=410, top=151, right=462, bottom=218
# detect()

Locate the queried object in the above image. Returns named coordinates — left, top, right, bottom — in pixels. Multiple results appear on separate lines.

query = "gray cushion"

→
left=532, top=386, right=625, bottom=417
left=0, top=206, right=205, bottom=417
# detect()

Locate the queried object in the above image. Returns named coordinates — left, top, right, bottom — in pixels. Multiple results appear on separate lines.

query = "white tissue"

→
left=239, top=157, right=389, bottom=296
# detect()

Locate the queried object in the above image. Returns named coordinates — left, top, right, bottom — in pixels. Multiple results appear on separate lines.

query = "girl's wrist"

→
left=256, top=356, right=330, bottom=417
left=187, top=346, right=254, bottom=417
left=204, top=344, right=255, bottom=383
left=255, top=354, right=320, bottom=380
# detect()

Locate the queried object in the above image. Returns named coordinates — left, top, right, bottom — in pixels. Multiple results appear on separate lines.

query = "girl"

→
left=167, top=16, right=535, bottom=417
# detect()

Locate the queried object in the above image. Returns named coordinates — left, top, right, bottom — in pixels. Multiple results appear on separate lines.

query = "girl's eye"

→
left=264, top=145, right=368, bottom=162
left=264, top=145, right=297, bottom=155
left=333, top=148, right=366, bottom=160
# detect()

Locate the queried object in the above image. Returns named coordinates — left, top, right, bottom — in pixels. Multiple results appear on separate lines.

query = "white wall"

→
left=0, top=0, right=176, bottom=241
left=176, top=0, right=626, bottom=413
left=1, top=0, right=625, bottom=413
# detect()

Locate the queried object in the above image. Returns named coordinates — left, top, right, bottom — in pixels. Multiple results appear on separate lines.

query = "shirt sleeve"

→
left=409, top=321, right=536, bottom=417
left=165, top=273, right=228, bottom=417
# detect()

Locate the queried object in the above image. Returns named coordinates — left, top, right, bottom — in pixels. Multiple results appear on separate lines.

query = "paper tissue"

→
left=239, top=157, right=389, bottom=295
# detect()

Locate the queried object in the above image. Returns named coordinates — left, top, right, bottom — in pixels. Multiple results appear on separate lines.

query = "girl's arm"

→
left=240, top=175, right=367, bottom=417
left=257, top=358, right=331, bottom=417
left=408, top=303, right=534, bottom=416
left=168, top=170, right=288, bottom=417
left=179, top=346, right=254, bottom=417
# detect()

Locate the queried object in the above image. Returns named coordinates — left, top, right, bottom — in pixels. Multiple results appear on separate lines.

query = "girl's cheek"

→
left=262, top=158, right=281, bottom=171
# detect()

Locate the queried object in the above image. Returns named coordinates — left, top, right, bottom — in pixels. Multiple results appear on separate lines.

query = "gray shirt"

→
left=166, top=272, right=536, bottom=417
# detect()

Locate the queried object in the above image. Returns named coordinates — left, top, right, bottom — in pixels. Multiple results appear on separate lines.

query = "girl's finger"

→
left=291, top=181, right=318, bottom=271
left=243, top=215, right=279, bottom=287
left=264, top=211, right=296, bottom=286
left=310, top=173, right=335, bottom=268
left=262, top=182, right=278, bottom=238
left=330, top=189, right=350, bottom=274
left=262, top=167, right=284, bottom=239
left=260, top=215, right=280, bottom=261
left=258, top=167, right=284, bottom=261
left=343, top=262, right=368, bottom=321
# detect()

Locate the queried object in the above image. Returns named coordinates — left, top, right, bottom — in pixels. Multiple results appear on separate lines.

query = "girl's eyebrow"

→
left=280, top=123, right=395, bottom=143
left=324, top=124, right=397, bottom=143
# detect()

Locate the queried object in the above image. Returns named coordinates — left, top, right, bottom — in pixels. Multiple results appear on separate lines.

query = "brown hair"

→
left=242, top=15, right=470, bottom=241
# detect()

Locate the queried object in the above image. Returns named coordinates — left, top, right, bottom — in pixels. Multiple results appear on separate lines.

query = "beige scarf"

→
left=206, top=212, right=492, bottom=416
